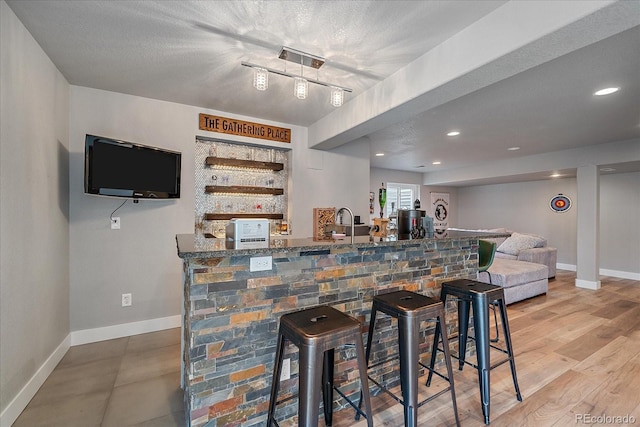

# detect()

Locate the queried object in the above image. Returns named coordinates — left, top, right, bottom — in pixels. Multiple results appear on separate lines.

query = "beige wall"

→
left=1, top=0, right=70, bottom=416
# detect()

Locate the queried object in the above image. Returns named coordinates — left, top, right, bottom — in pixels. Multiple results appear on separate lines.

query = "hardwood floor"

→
left=332, top=271, right=640, bottom=426
left=13, top=271, right=640, bottom=426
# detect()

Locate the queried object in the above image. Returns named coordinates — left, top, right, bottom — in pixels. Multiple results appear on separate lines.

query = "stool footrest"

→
left=434, top=344, right=514, bottom=372
left=334, top=384, right=370, bottom=420
left=274, top=394, right=295, bottom=407
left=419, top=360, right=451, bottom=383
left=368, top=355, right=452, bottom=384
left=367, top=354, right=400, bottom=370
left=368, top=374, right=454, bottom=409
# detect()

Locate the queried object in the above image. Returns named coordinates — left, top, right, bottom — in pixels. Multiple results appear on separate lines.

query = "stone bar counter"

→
left=176, top=231, right=507, bottom=427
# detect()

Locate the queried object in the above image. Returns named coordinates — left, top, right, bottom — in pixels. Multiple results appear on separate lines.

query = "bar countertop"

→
left=176, top=229, right=509, bottom=259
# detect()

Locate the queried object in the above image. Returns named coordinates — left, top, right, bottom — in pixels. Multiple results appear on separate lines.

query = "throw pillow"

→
left=520, top=232, right=547, bottom=247
left=497, top=232, right=544, bottom=256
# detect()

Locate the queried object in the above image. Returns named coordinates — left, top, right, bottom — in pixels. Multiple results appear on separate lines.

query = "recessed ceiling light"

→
left=375, top=152, right=385, bottom=157
left=600, top=167, right=616, bottom=172
left=507, top=147, right=520, bottom=151
left=594, top=87, right=619, bottom=96
left=432, top=161, right=441, bottom=165
left=550, top=173, right=562, bottom=178
left=447, top=131, right=460, bottom=137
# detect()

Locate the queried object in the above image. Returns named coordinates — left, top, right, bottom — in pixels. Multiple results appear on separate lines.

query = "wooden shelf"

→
left=204, top=213, right=284, bottom=221
left=205, top=185, right=284, bottom=195
left=206, top=157, right=284, bottom=171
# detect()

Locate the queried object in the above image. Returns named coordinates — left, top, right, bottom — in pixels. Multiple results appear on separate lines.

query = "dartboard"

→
left=550, top=194, right=571, bottom=213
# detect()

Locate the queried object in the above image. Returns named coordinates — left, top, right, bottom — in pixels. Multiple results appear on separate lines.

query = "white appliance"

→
left=225, top=218, right=270, bottom=249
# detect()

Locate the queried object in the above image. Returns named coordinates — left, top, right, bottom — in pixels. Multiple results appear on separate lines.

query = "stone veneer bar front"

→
left=176, top=231, right=507, bottom=427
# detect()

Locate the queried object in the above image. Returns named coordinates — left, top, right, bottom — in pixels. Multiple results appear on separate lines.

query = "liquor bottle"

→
left=379, top=183, right=386, bottom=218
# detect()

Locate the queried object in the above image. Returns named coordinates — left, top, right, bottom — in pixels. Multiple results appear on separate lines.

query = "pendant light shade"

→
left=330, top=87, right=344, bottom=107
left=253, top=67, right=269, bottom=91
left=294, top=77, right=308, bottom=99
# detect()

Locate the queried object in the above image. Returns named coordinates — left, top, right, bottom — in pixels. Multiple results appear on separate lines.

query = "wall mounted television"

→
left=84, top=134, right=181, bottom=200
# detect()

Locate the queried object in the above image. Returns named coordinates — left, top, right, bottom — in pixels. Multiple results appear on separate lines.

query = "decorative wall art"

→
left=550, top=194, right=572, bottom=213
left=430, top=192, right=450, bottom=238
left=313, top=207, right=336, bottom=241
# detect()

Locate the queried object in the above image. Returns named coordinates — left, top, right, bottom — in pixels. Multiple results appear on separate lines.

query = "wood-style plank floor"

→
left=13, top=271, right=640, bottom=426
left=332, top=271, right=640, bottom=426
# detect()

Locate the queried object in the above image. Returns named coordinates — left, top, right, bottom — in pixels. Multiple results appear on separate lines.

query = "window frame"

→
left=384, top=182, right=420, bottom=217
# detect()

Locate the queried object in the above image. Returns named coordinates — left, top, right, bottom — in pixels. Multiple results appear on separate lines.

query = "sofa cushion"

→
left=497, top=232, right=545, bottom=255
left=494, top=252, right=517, bottom=260
left=520, top=232, right=547, bottom=248
left=484, top=258, right=548, bottom=288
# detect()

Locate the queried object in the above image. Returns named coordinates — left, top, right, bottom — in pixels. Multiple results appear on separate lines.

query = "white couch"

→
left=485, top=229, right=557, bottom=278
left=479, top=258, right=548, bottom=305
left=476, top=229, right=557, bottom=304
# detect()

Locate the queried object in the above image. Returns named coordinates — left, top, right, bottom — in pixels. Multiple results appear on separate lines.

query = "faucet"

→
left=336, top=207, right=355, bottom=244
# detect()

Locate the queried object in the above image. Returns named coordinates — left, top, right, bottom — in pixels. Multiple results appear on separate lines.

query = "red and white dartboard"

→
left=550, top=194, right=571, bottom=213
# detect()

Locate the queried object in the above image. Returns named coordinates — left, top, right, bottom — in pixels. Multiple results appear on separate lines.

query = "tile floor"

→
left=13, top=328, right=185, bottom=427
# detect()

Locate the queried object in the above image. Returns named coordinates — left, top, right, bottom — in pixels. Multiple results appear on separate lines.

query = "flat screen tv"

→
left=84, top=134, right=181, bottom=199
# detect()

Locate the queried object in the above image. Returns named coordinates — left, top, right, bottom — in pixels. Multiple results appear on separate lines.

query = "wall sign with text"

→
left=199, top=113, right=291, bottom=143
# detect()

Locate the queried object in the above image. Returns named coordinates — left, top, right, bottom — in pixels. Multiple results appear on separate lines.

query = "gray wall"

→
left=457, top=178, right=577, bottom=264
left=457, top=174, right=640, bottom=275
left=600, top=172, right=640, bottom=274
left=292, top=136, right=370, bottom=238
left=1, top=1, right=70, bottom=414
left=68, top=86, right=369, bottom=332
left=68, top=87, right=289, bottom=330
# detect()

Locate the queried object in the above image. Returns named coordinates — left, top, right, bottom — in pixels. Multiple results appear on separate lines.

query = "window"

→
left=385, top=182, right=420, bottom=217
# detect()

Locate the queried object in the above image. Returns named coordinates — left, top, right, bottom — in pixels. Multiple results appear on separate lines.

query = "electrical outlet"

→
left=122, top=293, right=132, bottom=307
left=111, top=217, right=121, bottom=230
left=280, top=358, right=291, bottom=381
left=250, top=256, right=272, bottom=272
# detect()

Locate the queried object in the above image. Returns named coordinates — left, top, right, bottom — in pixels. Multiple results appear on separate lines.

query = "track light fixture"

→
left=242, top=46, right=352, bottom=107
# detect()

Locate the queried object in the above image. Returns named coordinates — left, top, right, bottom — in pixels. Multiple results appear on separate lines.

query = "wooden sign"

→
left=199, top=113, right=291, bottom=143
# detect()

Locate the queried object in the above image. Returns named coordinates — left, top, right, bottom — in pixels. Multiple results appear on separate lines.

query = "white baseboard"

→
left=556, top=264, right=639, bottom=281
left=599, top=268, right=640, bottom=281
left=576, top=278, right=601, bottom=290
left=0, top=334, right=71, bottom=427
left=70, top=314, right=181, bottom=346
left=556, top=263, right=576, bottom=272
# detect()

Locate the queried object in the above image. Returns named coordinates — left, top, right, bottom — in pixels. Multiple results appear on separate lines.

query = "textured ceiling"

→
left=6, top=0, right=640, bottom=183
left=6, top=0, right=507, bottom=126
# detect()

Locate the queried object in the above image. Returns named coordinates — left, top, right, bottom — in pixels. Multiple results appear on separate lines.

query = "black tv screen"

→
left=84, top=135, right=181, bottom=199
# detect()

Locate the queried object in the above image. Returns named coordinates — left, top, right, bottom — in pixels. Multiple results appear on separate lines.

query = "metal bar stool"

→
left=357, top=290, right=460, bottom=427
left=267, top=305, right=373, bottom=427
left=427, top=278, right=522, bottom=424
